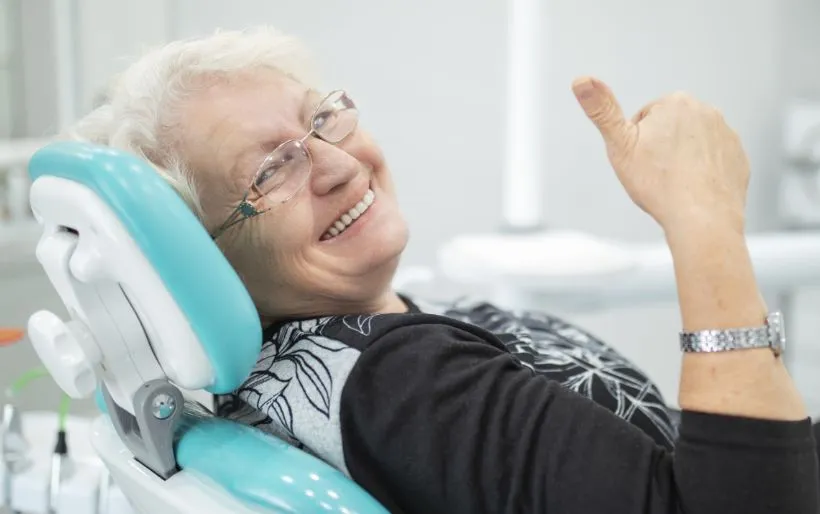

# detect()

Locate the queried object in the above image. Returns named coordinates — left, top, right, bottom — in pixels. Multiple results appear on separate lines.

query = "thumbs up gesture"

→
left=572, top=77, right=750, bottom=238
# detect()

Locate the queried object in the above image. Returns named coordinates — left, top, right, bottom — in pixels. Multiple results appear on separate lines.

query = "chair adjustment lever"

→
left=102, top=380, right=183, bottom=480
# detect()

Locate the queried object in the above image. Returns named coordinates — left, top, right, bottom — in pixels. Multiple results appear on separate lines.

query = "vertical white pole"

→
left=52, top=0, right=78, bottom=131
left=503, top=0, right=543, bottom=229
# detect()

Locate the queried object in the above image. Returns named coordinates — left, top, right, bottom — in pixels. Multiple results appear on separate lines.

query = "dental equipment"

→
left=1, top=407, right=110, bottom=514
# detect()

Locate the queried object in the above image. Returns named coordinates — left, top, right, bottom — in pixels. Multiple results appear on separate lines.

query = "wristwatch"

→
left=679, top=311, right=785, bottom=357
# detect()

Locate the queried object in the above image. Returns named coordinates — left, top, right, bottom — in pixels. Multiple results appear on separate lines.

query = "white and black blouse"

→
left=217, top=296, right=818, bottom=514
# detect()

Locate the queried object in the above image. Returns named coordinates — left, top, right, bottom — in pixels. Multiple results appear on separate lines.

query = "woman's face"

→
left=176, top=68, right=409, bottom=320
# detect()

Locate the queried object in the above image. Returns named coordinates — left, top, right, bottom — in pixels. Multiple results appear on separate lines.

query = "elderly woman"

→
left=68, top=27, right=818, bottom=514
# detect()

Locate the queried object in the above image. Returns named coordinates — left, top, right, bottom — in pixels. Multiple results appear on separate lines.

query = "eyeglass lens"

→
left=252, top=91, right=358, bottom=202
left=312, top=91, right=358, bottom=143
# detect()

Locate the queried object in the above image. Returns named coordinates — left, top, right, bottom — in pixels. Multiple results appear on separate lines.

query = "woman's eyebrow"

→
left=232, top=89, right=317, bottom=178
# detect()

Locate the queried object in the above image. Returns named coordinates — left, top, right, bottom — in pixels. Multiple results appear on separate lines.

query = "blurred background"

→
left=2, top=0, right=820, bottom=420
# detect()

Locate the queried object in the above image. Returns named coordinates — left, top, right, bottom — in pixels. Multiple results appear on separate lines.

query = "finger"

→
left=572, top=76, right=631, bottom=148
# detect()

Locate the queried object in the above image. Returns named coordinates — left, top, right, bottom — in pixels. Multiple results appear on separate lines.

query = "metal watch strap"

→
left=679, top=312, right=784, bottom=356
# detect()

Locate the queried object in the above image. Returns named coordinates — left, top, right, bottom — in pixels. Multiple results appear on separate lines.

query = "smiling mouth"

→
left=321, top=188, right=375, bottom=241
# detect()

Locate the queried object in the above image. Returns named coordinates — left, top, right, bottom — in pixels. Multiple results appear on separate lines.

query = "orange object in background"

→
left=0, top=328, right=25, bottom=346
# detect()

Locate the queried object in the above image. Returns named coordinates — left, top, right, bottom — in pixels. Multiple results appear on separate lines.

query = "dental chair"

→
left=23, top=141, right=389, bottom=514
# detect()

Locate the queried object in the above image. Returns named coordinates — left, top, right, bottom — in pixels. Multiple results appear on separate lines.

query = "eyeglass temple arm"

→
left=210, top=201, right=250, bottom=240
left=211, top=199, right=272, bottom=241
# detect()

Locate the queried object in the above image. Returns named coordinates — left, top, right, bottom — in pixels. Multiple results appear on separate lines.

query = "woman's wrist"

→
left=667, top=212, right=808, bottom=420
left=662, top=207, right=746, bottom=252
left=664, top=215, right=766, bottom=332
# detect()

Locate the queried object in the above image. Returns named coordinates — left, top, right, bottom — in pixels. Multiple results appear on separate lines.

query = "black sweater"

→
left=220, top=297, right=820, bottom=513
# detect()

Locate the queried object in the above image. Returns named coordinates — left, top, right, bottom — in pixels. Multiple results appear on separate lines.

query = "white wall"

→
left=7, top=0, right=820, bottom=411
left=74, top=0, right=171, bottom=115
left=17, top=0, right=60, bottom=137
left=0, top=0, right=12, bottom=138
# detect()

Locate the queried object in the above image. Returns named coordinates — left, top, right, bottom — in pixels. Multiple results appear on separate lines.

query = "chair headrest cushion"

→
left=28, top=141, right=262, bottom=393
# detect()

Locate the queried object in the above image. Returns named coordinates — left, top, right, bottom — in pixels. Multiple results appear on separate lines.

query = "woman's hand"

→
left=571, top=76, right=750, bottom=238
left=572, top=76, right=808, bottom=422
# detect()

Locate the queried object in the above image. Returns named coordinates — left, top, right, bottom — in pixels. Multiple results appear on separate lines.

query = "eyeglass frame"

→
left=210, top=89, right=358, bottom=240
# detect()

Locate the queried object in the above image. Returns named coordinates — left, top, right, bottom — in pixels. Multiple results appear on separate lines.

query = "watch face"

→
left=768, top=311, right=786, bottom=352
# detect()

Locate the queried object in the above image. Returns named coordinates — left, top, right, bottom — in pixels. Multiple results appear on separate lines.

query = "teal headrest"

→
left=28, top=141, right=262, bottom=394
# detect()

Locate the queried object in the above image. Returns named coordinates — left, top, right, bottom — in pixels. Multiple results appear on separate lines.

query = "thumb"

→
left=572, top=76, right=631, bottom=149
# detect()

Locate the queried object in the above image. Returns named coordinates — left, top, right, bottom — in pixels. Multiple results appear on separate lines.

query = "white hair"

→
left=64, top=26, right=318, bottom=220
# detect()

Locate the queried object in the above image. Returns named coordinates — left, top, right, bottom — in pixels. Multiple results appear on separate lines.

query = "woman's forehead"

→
left=185, top=70, right=315, bottom=180
left=210, top=72, right=311, bottom=140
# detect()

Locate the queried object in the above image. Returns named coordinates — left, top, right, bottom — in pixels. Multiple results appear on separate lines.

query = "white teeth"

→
left=323, top=188, right=375, bottom=240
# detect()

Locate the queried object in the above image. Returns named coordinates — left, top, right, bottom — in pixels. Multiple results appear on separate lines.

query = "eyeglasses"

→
left=211, top=90, right=359, bottom=240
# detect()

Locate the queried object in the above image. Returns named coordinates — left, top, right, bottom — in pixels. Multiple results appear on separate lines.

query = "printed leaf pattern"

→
left=226, top=297, right=678, bottom=454
left=232, top=315, right=355, bottom=442
left=283, top=349, right=333, bottom=416
left=342, top=314, right=377, bottom=336
left=443, top=299, right=678, bottom=448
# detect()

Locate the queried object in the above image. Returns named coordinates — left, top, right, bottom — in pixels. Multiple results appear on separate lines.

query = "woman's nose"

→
left=308, top=139, right=361, bottom=197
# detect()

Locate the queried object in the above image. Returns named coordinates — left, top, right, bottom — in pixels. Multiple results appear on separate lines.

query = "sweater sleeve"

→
left=339, top=322, right=819, bottom=514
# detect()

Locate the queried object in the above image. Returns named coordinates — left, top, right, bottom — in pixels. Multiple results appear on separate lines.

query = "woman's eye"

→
left=258, top=168, right=286, bottom=188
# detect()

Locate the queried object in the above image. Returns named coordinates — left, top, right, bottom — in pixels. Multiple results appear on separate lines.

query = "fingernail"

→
left=574, top=78, right=595, bottom=100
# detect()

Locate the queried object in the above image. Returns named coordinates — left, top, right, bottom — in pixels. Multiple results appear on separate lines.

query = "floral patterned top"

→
left=215, top=297, right=819, bottom=514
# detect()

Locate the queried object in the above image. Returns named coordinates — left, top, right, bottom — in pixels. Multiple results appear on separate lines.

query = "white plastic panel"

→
left=28, top=177, right=214, bottom=410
